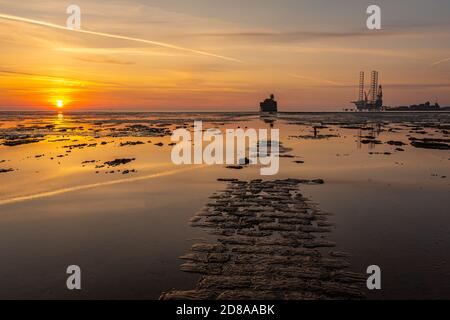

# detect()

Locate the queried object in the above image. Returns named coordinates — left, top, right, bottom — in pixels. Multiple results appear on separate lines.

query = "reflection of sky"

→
left=1, top=112, right=448, bottom=202
left=0, top=0, right=449, bottom=110
left=0, top=112, right=449, bottom=298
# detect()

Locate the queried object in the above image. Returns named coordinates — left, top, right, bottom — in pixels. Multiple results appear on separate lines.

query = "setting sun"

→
left=56, top=100, right=64, bottom=108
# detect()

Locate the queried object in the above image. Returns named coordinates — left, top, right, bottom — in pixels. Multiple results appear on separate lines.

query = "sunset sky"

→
left=0, top=0, right=449, bottom=111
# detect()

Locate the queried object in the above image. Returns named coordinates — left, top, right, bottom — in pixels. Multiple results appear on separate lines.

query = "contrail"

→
left=0, top=13, right=242, bottom=63
left=0, top=165, right=206, bottom=206
left=431, top=57, right=450, bottom=66
left=289, top=73, right=342, bottom=86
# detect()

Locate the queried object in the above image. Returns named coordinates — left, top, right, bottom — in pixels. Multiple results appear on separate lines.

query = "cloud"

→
left=190, top=23, right=450, bottom=44
left=289, top=46, right=416, bottom=58
left=73, top=57, right=134, bottom=65
left=431, top=57, right=450, bottom=66
left=289, top=74, right=343, bottom=86
left=192, top=30, right=383, bottom=43
left=320, top=83, right=450, bottom=90
left=55, top=47, right=183, bottom=57
left=0, top=68, right=120, bottom=86
left=385, top=83, right=450, bottom=89
left=0, top=12, right=242, bottom=63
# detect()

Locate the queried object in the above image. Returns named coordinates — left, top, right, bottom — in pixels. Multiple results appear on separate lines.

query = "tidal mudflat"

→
left=0, top=111, right=449, bottom=299
left=161, top=178, right=366, bottom=300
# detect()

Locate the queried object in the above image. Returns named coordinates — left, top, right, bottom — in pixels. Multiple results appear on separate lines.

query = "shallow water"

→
left=0, top=111, right=449, bottom=299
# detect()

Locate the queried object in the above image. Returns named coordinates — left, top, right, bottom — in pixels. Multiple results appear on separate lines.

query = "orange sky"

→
left=0, top=0, right=449, bottom=111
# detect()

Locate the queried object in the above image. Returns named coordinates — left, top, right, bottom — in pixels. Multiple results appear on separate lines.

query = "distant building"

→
left=409, top=101, right=440, bottom=111
left=260, top=94, right=278, bottom=112
left=386, top=101, right=442, bottom=111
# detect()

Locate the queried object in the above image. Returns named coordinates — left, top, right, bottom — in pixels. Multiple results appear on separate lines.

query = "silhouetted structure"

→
left=351, top=71, right=383, bottom=111
left=260, top=94, right=278, bottom=112
left=387, top=101, right=441, bottom=111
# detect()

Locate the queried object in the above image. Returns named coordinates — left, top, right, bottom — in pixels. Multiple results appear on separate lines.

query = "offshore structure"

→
left=351, top=71, right=383, bottom=111
left=260, top=94, right=278, bottom=113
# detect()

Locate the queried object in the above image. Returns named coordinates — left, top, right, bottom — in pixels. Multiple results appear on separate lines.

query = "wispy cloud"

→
left=0, top=13, right=242, bottom=63
left=386, top=83, right=450, bottom=89
left=0, top=68, right=120, bottom=86
left=55, top=47, right=183, bottom=57
left=189, top=26, right=438, bottom=43
left=431, top=57, right=450, bottom=66
left=319, top=83, right=450, bottom=90
left=73, top=57, right=134, bottom=65
left=289, top=73, right=343, bottom=86
left=289, top=46, right=417, bottom=58
left=191, top=30, right=386, bottom=44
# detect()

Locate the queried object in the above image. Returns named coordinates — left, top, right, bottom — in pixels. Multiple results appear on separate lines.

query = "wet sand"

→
left=0, top=111, right=449, bottom=299
left=161, top=178, right=366, bottom=300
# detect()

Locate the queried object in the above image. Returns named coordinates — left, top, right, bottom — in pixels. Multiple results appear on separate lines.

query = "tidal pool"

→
left=0, top=111, right=448, bottom=299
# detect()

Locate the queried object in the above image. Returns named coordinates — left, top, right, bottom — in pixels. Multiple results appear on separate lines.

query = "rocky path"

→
left=160, top=179, right=366, bottom=300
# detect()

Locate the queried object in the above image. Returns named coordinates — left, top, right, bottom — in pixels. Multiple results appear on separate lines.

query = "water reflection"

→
left=0, top=112, right=448, bottom=299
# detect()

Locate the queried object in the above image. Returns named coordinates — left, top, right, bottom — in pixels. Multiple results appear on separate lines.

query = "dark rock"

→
left=3, top=138, right=42, bottom=146
left=81, top=160, right=96, bottom=164
left=120, top=141, right=144, bottom=146
left=226, top=165, right=244, bottom=170
left=386, top=140, right=406, bottom=146
left=411, top=141, right=449, bottom=150
left=361, top=139, right=382, bottom=145
left=161, top=178, right=364, bottom=300
left=104, top=158, right=135, bottom=167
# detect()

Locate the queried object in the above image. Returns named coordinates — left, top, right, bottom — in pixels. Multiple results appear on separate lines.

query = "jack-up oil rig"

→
left=351, top=71, right=383, bottom=111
